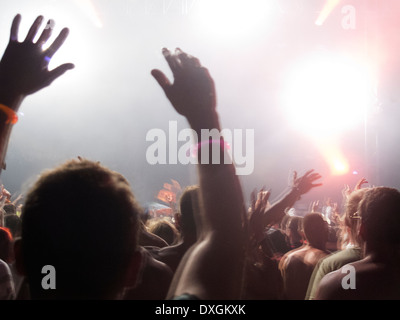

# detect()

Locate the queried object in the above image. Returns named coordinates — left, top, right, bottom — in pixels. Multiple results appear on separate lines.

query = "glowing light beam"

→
left=315, top=0, right=342, bottom=26
left=316, top=137, right=350, bottom=176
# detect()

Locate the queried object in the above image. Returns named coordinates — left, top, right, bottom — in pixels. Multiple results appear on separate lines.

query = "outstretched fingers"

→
left=176, top=48, right=201, bottom=68
left=24, top=15, right=44, bottom=42
left=10, top=14, right=21, bottom=42
left=45, top=27, right=69, bottom=59
left=355, top=177, right=368, bottom=190
left=36, top=19, right=54, bottom=46
left=162, top=47, right=182, bottom=77
left=307, top=171, right=322, bottom=187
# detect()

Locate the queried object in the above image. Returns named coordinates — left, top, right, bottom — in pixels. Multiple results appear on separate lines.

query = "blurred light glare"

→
left=315, top=0, right=342, bottom=26
left=332, top=159, right=349, bottom=175
left=74, top=0, right=103, bottom=28
left=283, top=54, right=375, bottom=138
left=317, top=140, right=350, bottom=176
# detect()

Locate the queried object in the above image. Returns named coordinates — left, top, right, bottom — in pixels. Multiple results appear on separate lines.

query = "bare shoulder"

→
left=314, top=268, right=347, bottom=299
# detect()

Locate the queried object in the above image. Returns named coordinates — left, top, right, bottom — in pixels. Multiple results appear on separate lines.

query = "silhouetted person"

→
left=306, top=187, right=369, bottom=299
left=280, top=213, right=329, bottom=299
left=245, top=170, right=322, bottom=300
left=15, top=159, right=142, bottom=299
left=286, top=216, right=304, bottom=250
left=149, top=185, right=199, bottom=273
left=122, top=246, right=173, bottom=300
left=316, top=187, right=400, bottom=299
left=266, top=215, right=291, bottom=259
left=4, top=214, right=21, bottom=239
left=152, top=48, right=246, bottom=299
left=138, top=220, right=169, bottom=248
left=147, top=217, right=179, bottom=245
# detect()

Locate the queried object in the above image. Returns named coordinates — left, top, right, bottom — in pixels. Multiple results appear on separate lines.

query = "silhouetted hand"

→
left=249, top=188, right=271, bottom=243
left=151, top=48, right=217, bottom=127
left=311, top=200, right=320, bottom=213
left=291, top=169, right=322, bottom=196
left=354, top=177, right=368, bottom=190
left=342, top=184, right=351, bottom=200
left=0, top=14, right=74, bottom=107
left=342, top=177, right=368, bottom=200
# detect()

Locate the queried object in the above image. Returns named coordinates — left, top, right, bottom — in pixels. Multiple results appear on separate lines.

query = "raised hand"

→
left=342, top=177, right=368, bottom=200
left=291, top=169, right=323, bottom=196
left=249, top=188, right=271, bottom=243
left=151, top=48, right=217, bottom=128
left=354, top=177, right=368, bottom=190
left=311, top=200, right=320, bottom=213
left=342, top=184, right=352, bottom=200
left=0, top=14, right=74, bottom=107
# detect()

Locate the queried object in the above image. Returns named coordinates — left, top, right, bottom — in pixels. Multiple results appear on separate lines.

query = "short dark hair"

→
left=4, top=214, right=21, bottom=238
left=358, top=187, right=400, bottom=245
left=3, top=203, right=16, bottom=215
left=303, top=213, right=327, bottom=247
left=21, top=159, right=141, bottom=299
left=178, top=185, right=200, bottom=236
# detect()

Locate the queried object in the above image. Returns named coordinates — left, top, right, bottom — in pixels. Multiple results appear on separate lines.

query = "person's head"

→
left=3, top=203, right=16, bottom=215
left=16, top=159, right=142, bottom=299
left=0, top=227, right=12, bottom=263
left=303, top=213, right=328, bottom=250
left=358, top=187, right=400, bottom=250
left=286, top=216, right=304, bottom=245
left=280, top=214, right=290, bottom=233
left=147, top=217, right=179, bottom=245
left=175, top=185, right=199, bottom=240
left=341, top=188, right=370, bottom=247
left=4, top=214, right=21, bottom=238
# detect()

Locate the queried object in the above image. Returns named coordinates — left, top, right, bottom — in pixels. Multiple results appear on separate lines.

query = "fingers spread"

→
left=37, top=19, right=54, bottom=46
left=304, top=169, right=315, bottom=177
left=176, top=48, right=201, bottom=68
left=45, top=27, right=69, bottom=58
left=311, top=183, right=323, bottom=188
left=162, top=48, right=182, bottom=76
left=24, top=15, right=44, bottom=42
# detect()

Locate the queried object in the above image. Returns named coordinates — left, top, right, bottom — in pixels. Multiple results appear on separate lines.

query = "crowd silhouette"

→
left=0, top=14, right=399, bottom=301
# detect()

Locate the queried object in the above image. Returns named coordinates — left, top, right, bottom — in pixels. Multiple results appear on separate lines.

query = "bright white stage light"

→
left=282, top=53, right=375, bottom=138
left=192, top=0, right=272, bottom=42
left=332, top=158, right=349, bottom=175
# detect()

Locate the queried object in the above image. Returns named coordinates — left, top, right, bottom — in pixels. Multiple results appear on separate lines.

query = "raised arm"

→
left=152, top=48, right=246, bottom=299
left=0, top=14, right=74, bottom=173
left=261, top=169, right=322, bottom=227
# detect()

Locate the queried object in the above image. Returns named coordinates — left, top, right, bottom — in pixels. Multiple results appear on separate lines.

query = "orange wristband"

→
left=0, top=104, right=18, bottom=124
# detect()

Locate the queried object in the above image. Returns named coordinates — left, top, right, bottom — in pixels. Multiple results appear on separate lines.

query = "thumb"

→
left=151, top=69, right=171, bottom=92
left=46, top=63, right=75, bottom=86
